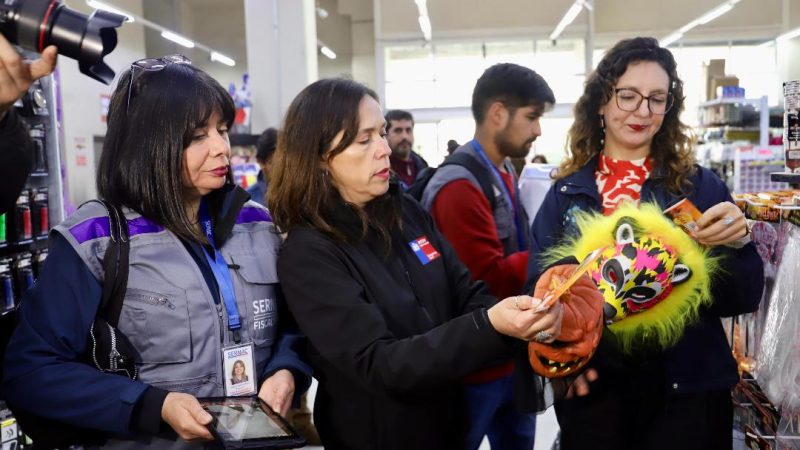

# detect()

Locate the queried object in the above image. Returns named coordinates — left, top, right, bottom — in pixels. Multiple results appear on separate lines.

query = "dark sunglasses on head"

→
left=126, top=54, right=192, bottom=111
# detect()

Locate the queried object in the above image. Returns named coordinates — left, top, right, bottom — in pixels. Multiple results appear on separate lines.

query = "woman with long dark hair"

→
left=4, top=56, right=310, bottom=449
left=525, top=37, right=764, bottom=450
left=271, top=78, right=563, bottom=450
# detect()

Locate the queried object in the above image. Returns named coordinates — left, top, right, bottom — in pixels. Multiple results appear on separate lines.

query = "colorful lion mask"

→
left=540, top=202, right=719, bottom=354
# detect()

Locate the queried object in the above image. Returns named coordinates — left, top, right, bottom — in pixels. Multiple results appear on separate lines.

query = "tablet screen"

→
left=201, top=397, right=293, bottom=442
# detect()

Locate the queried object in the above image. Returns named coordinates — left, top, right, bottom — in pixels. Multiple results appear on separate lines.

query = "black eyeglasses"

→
left=126, top=54, right=192, bottom=111
left=614, top=88, right=674, bottom=115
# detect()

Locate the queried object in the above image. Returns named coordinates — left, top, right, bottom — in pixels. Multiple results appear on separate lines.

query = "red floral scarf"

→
left=595, top=153, right=653, bottom=215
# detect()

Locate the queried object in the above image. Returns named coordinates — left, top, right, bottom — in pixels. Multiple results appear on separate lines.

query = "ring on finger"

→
left=513, top=296, right=520, bottom=310
left=533, top=330, right=553, bottom=343
left=722, top=215, right=735, bottom=227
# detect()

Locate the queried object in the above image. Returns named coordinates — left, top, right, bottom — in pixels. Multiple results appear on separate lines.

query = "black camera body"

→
left=0, top=0, right=125, bottom=84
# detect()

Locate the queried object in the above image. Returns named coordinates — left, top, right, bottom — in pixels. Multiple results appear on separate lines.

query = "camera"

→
left=0, top=0, right=125, bottom=84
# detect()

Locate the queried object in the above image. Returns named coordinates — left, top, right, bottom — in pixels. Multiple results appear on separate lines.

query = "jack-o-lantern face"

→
left=528, top=264, right=604, bottom=378
left=589, top=218, right=692, bottom=323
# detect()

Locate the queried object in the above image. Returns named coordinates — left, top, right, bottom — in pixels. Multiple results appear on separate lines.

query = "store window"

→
left=384, top=38, right=586, bottom=109
left=411, top=116, right=572, bottom=168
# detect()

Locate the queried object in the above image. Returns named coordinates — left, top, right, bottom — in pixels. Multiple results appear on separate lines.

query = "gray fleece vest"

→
left=54, top=201, right=280, bottom=450
left=421, top=144, right=528, bottom=256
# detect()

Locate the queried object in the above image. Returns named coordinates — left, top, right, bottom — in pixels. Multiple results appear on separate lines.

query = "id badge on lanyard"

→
left=199, top=200, right=257, bottom=396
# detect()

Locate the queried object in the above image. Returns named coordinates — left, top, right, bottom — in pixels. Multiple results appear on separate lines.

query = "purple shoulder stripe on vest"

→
left=128, top=217, right=165, bottom=236
left=69, top=216, right=165, bottom=244
left=236, top=207, right=272, bottom=224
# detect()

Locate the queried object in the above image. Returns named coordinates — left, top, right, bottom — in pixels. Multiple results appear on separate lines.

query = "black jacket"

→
left=0, top=110, right=33, bottom=215
left=525, top=156, right=764, bottom=394
left=277, top=190, right=522, bottom=450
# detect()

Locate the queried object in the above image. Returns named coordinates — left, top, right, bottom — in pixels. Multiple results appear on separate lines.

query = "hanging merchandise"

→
left=755, top=225, right=800, bottom=412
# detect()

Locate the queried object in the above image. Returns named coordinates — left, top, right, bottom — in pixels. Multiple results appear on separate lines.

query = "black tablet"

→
left=199, top=396, right=306, bottom=449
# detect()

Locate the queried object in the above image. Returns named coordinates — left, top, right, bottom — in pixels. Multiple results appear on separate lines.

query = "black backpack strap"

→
left=86, top=200, right=130, bottom=327
left=442, top=152, right=497, bottom=210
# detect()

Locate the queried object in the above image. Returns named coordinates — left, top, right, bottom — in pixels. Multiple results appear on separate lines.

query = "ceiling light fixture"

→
left=317, top=39, right=337, bottom=60
left=414, top=0, right=432, bottom=41
left=550, top=0, right=585, bottom=41
left=161, top=31, right=195, bottom=48
left=86, top=0, right=134, bottom=22
left=211, top=52, right=236, bottom=67
left=84, top=0, right=237, bottom=66
left=660, top=0, right=741, bottom=47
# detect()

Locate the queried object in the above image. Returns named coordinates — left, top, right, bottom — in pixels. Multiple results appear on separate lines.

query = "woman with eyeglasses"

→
left=3, top=56, right=311, bottom=449
left=524, top=37, right=763, bottom=450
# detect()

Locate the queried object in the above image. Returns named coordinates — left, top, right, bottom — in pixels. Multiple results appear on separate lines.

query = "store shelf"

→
left=699, top=97, right=765, bottom=107
left=771, top=172, right=800, bottom=184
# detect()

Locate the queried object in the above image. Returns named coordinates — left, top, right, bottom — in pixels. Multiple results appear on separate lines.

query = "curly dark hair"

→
left=558, top=37, right=695, bottom=195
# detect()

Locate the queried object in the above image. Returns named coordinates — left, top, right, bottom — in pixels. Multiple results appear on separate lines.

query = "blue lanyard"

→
left=470, top=140, right=528, bottom=252
left=199, top=200, right=241, bottom=332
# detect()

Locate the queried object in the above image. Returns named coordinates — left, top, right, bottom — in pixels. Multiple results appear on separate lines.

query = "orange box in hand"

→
left=664, top=198, right=703, bottom=234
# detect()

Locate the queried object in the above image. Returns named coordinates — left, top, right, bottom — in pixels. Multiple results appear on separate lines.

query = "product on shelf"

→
left=29, top=125, right=48, bottom=174
left=33, top=249, right=48, bottom=279
left=0, top=258, right=14, bottom=312
left=733, top=190, right=800, bottom=223
left=0, top=213, right=5, bottom=244
left=12, top=253, right=34, bottom=300
left=33, top=188, right=49, bottom=238
left=784, top=80, right=800, bottom=173
left=14, top=190, right=32, bottom=242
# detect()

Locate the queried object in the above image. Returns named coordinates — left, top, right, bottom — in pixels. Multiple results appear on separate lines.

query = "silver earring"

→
left=599, top=115, right=606, bottom=148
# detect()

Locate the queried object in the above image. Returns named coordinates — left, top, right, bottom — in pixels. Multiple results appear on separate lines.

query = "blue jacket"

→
left=3, top=187, right=311, bottom=439
left=525, top=156, right=764, bottom=394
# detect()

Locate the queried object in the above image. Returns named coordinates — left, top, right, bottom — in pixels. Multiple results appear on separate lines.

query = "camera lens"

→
left=0, top=0, right=124, bottom=84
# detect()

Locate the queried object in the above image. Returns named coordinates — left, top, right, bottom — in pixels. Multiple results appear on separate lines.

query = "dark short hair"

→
left=97, top=61, right=235, bottom=242
left=255, top=127, right=278, bottom=163
left=384, top=109, right=414, bottom=129
left=471, top=63, right=555, bottom=124
left=270, top=78, right=399, bottom=247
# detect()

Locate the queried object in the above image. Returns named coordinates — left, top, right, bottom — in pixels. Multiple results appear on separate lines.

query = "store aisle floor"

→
left=300, top=379, right=561, bottom=450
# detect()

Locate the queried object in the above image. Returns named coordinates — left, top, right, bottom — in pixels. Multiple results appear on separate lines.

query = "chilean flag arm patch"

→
left=408, top=235, right=441, bottom=265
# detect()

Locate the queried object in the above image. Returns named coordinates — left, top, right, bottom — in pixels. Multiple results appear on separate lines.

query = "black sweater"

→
left=277, top=193, right=522, bottom=450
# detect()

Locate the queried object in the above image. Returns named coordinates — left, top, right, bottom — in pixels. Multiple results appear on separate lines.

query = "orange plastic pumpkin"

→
left=528, top=264, right=604, bottom=378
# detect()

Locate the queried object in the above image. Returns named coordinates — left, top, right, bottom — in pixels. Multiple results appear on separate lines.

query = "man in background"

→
left=246, top=127, right=277, bottom=206
left=421, top=63, right=556, bottom=450
left=385, top=109, right=428, bottom=187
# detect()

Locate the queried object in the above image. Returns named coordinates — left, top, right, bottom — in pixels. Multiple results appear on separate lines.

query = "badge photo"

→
left=222, top=343, right=257, bottom=397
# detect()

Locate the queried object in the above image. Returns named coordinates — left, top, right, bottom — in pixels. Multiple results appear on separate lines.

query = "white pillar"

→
left=244, top=0, right=318, bottom=131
